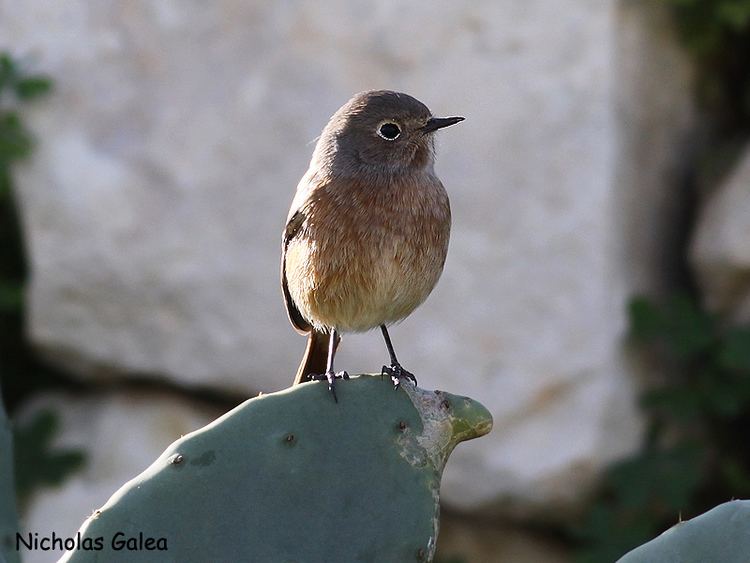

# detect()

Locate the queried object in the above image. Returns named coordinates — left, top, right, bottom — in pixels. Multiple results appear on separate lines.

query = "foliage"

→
left=663, top=0, right=750, bottom=128
left=0, top=53, right=39, bottom=322
left=666, top=0, right=750, bottom=52
left=572, top=294, right=750, bottom=561
left=0, top=53, right=52, bottom=198
left=573, top=7, right=750, bottom=558
left=12, top=410, right=86, bottom=506
left=0, top=52, right=74, bottom=411
left=572, top=444, right=705, bottom=563
left=0, top=51, right=86, bottom=502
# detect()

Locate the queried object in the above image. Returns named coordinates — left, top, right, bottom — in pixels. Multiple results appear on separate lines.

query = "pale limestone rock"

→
left=16, top=392, right=221, bottom=563
left=0, top=0, right=695, bottom=515
left=690, top=146, right=750, bottom=321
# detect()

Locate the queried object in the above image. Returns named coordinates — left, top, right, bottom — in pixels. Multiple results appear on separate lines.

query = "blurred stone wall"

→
left=1, top=0, right=699, bottom=561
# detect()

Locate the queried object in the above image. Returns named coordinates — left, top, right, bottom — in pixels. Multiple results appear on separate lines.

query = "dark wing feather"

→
left=281, top=209, right=311, bottom=334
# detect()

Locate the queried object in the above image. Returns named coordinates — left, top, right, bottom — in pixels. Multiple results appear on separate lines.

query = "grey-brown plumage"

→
left=281, top=90, right=462, bottom=400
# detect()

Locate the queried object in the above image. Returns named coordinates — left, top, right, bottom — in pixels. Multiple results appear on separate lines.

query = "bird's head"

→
left=313, top=90, right=463, bottom=177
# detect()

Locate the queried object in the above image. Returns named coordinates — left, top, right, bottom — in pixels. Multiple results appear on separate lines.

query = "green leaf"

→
left=640, top=387, right=703, bottom=419
left=0, top=111, right=34, bottom=163
left=702, top=376, right=746, bottom=417
left=0, top=280, right=22, bottom=313
left=14, top=76, right=52, bottom=100
left=718, top=327, right=750, bottom=372
left=628, top=296, right=665, bottom=340
left=13, top=409, right=86, bottom=503
left=631, top=294, right=715, bottom=359
left=717, top=0, right=750, bottom=30
left=662, top=294, right=715, bottom=359
left=608, top=445, right=704, bottom=512
left=0, top=53, right=18, bottom=93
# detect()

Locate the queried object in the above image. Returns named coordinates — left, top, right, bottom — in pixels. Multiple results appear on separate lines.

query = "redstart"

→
left=281, top=90, right=462, bottom=401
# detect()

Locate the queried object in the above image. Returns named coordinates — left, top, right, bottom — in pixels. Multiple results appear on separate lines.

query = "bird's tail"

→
left=293, top=330, right=340, bottom=385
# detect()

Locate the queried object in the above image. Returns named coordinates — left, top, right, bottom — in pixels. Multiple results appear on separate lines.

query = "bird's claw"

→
left=310, top=370, right=349, bottom=402
left=381, top=363, right=417, bottom=389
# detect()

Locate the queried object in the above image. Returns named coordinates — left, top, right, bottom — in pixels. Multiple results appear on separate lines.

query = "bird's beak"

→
left=422, top=116, right=465, bottom=133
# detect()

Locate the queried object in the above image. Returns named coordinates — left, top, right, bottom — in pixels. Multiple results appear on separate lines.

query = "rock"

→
left=690, top=145, right=750, bottom=322
left=15, top=391, right=221, bottom=563
left=0, top=0, right=696, bottom=516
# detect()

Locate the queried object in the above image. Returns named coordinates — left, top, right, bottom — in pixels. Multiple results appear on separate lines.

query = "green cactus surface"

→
left=617, top=500, right=750, bottom=563
left=62, top=375, right=492, bottom=563
left=0, top=386, right=20, bottom=563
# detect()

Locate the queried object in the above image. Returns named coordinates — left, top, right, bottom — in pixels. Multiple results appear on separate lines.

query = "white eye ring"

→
left=377, top=121, right=401, bottom=141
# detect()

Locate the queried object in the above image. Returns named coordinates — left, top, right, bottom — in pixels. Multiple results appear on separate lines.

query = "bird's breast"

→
left=285, top=173, right=451, bottom=332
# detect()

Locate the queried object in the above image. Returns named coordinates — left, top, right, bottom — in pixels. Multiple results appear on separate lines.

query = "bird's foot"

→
left=381, top=363, right=417, bottom=389
left=310, top=371, right=349, bottom=402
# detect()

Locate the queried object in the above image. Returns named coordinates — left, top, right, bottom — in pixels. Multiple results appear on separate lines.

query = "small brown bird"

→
left=281, top=90, right=462, bottom=400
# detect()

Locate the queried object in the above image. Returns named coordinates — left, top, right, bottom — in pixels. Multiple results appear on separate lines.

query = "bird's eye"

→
left=377, top=122, right=401, bottom=141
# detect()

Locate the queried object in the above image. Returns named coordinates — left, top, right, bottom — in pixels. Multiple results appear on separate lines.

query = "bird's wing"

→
left=281, top=208, right=311, bottom=334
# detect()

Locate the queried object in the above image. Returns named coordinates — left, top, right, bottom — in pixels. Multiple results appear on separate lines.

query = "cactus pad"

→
left=63, top=375, right=492, bottom=562
left=617, top=500, right=750, bottom=563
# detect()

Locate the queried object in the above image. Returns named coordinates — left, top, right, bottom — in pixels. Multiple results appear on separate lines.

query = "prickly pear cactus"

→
left=0, top=387, right=20, bottom=563
left=63, top=375, right=492, bottom=563
left=617, top=500, right=750, bottom=563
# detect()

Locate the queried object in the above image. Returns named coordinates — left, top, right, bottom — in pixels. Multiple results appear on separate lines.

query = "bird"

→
left=281, top=90, right=462, bottom=401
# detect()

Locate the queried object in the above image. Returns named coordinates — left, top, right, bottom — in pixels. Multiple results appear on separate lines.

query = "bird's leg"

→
left=380, top=325, right=417, bottom=388
left=309, top=328, right=348, bottom=402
